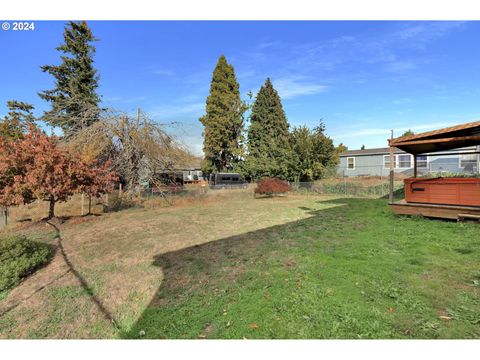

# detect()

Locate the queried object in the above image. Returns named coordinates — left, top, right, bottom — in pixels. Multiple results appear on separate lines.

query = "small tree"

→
left=0, top=127, right=116, bottom=219
left=77, top=161, right=118, bottom=214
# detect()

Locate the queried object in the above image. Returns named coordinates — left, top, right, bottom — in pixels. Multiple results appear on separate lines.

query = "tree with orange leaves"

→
left=0, top=127, right=117, bottom=220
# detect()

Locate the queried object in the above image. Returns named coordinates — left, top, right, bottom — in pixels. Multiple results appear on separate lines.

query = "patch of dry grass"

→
left=1, top=190, right=336, bottom=338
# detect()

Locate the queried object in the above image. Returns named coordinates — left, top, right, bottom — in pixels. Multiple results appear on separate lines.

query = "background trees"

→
left=0, top=101, right=36, bottom=141
left=200, top=55, right=247, bottom=173
left=237, top=78, right=337, bottom=182
left=401, top=129, right=415, bottom=137
left=290, top=123, right=337, bottom=182
left=39, top=21, right=100, bottom=137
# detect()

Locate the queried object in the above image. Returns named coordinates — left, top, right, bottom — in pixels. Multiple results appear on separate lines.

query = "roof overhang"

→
left=389, top=121, right=480, bottom=155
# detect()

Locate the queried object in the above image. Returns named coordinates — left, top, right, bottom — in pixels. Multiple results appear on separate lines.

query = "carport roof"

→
left=389, top=121, right=480, bottom=155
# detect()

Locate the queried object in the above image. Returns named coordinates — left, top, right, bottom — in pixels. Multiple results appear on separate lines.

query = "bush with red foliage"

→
left=254, top=178, right=291, bottom=197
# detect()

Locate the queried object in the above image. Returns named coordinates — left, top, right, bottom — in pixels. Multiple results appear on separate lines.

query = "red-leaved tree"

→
left=76, top=160, right=118, bottom=214
left=0, top=127, right=117, bottom=219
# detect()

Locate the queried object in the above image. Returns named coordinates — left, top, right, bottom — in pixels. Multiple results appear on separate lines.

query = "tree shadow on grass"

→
left=118, top=197, right=381, bottom=339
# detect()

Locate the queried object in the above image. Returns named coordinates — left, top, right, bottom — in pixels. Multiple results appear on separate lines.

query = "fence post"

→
left=389, top=131, right=395, bottom=203
left=1, top=207, right=7, bottom=228
left=81, top=193, right=85, bottom=216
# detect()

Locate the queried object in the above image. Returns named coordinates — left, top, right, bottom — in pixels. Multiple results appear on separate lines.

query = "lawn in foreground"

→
left=0, top=193, right=479, bottom=338
left=121, top=197, right=479, bottom=339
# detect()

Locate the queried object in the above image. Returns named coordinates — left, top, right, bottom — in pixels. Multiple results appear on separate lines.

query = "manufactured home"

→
left=338, top=146, right=480, bottom=177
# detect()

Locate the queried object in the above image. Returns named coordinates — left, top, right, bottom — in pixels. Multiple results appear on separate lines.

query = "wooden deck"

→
left=389, top=199, right=480, bottom=221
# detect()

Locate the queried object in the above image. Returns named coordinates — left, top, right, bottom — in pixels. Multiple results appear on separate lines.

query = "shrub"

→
left=103, top=193, right=137, bottom=212
left=0, top=235, right=52, bottom=294
left=254, top=178, right=291, bottom=197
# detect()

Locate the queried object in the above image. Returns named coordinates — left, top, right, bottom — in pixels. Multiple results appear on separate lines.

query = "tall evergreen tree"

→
left=0, top=100, right=36, bottom=141
left=248, top=78, right=290, bottom=157
left=39, top=21, right=100, bottom=137
left=242, top=78, right=296, bottom=180
left=200, top=55, right=246, bottom=172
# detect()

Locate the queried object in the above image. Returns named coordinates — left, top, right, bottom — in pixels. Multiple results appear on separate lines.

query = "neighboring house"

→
left=338, top=146, right=480, bottom=177
left=141, top=157, right=204, bottom=187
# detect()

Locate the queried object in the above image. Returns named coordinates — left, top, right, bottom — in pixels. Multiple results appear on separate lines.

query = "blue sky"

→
left=1, top=21, right=480, bottom=154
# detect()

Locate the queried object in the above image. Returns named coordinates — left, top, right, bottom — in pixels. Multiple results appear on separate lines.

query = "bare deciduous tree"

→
left=68, top=108, right=195, bottom=193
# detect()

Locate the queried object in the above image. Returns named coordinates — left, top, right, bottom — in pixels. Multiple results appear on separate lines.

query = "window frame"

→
left=346, top=157, right=355, bottom=170
left=398, top=154, right=412, bottom=169
left=383, top=154, right=397, bottom=169
left=416, top=155, right=428, bottom=169
left=459, top=153, right=477, bottom=169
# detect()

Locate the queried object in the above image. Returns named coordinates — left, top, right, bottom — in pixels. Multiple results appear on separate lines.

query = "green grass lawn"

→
left=1, top=193, right=479, bottom=339
left=120, top=197, right=479, bottom=339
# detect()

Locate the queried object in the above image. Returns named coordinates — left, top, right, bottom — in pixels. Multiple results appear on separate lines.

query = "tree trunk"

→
left=48, top=196, right=55, bottom=219
left=88, top=196, right=92, bottom=215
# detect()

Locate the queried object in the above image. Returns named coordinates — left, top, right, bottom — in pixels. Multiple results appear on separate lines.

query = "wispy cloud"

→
left=394, top=22, right=465, bottom=49
left=332, top=121, right=461, bottom=141
left=152, top=69, right=175, bottom=76
left=392, top=97, right=414, bottom=105
left=272, top=76, right=328, bottom=99
left=149, top=102, right=204, bottom=118
left=103, top=96, right=147, bottom=104
left=385, top=60, right=417, bottom=73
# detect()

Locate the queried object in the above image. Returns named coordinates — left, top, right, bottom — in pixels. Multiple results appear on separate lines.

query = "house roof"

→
left=340, top=147, right=406, bottom=157
left=389, top=121, right=480, bottom=155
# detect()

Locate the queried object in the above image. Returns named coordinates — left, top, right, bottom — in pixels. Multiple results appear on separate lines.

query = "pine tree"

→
left=0, top=100, right=36, bottom=141
left=39, top=21, right=100, bottom=137
left=243, top=78, right=296, bottom=180
left=200, top=55, right=247, bottom=173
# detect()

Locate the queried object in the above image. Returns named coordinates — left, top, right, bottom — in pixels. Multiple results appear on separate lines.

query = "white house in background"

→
left=337, top=146, right=480, bottom=177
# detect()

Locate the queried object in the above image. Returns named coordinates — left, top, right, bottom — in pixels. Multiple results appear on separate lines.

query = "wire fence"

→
left=3, top=160, right=479, bottom=228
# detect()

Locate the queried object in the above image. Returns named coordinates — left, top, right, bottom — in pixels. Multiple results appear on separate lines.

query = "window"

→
left=416, top=155, right=428, bottom=169
left=347, top=157, right=355, bottom=170
left=398, top=154, right=412, bottom=168
left=383, top=155, right=397, bottom=169
left=460, top=153, right=477, bottom=171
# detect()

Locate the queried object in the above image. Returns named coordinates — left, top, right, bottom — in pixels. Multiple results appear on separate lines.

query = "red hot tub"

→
left=404, top=177, right=480, bottom=207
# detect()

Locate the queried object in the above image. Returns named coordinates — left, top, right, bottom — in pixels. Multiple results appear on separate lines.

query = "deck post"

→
left=389, top=130, right=394, bottom=204
left=413, top=155, right=417, bottom=178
